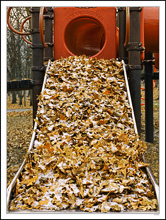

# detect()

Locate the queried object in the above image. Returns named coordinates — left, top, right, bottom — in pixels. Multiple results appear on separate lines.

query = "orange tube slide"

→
left=144, top=7, right=159, bottom=53
left=65, top=17, right=105, bottom=57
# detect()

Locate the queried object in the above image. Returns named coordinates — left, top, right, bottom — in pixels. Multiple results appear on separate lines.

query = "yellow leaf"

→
left=25, top=197, right=35, bottom=205
left=22, top=175, right=38, bottom=186
left=80, top=185, right=84, bottom=198
left=39, top=198, right=49, bottom=206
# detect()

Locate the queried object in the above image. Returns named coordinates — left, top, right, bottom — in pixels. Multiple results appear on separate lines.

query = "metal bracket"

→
left=29, top=8, right=40, bottom=13
left=30, top=28, right=39, bottom=34
left=128, top=65, right=142, bottom=71
left=130, top=7, right=142, bottom=12
left=142, top=59, right=155, bottom=65
left=30, top=44, right=44, bottom=49
left=45, top=43, right=54, bottom=47
left=126, top=42, right=144, bottom=52
left=44, top=14, right=54, bottom=19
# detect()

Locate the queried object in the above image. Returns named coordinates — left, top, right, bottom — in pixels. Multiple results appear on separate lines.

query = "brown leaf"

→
left=118, top=133, right=129, bottom=144
left=103, top=90, right=111, bottom=94
left=60, top=114, right=66, bottom=121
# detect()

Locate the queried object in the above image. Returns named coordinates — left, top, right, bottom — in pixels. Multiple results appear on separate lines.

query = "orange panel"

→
left=116, top=27, right=119, bottom=58
left=144, top=7, right=159, bottom=53
left=154, top=53, right=159, bottom=69
left=140, top=8, right=145, bottom=60
left=53, top=7, right=116, bottom=60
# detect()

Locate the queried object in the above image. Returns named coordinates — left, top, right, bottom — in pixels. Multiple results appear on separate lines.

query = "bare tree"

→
left=7, top=7, right=32, bottom=105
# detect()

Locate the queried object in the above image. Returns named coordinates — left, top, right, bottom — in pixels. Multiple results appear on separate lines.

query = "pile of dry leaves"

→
left=7, top=110, right=33, bottom=187
left=9, top=56, right=158, bottom=212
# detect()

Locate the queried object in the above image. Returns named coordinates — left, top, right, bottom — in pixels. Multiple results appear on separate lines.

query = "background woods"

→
left=7, top=7, right=32, bottom=106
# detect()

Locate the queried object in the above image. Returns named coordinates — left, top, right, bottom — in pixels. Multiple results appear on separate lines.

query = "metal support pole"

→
left=145, top=53, right=154, bottom=143
left=30, top=7, right=45, bottom=121
left=127, top=7, right=142, bottom=136
left=44, top=7, right=54, bottom=62
left=118, top=7, right=128, bottom=62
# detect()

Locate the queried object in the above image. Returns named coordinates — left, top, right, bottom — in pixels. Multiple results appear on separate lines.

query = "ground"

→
left=7, top=95, right=33, bottom=187
left=140, top=80, right=159, bottom=185
left=7, top=83, right=159, bottom=187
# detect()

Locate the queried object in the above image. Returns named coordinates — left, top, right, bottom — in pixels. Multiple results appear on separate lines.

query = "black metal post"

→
left=30, top=7, right=45, bottom=121
left=127, top=7, right=142, bottom=136
left=145, top=53, right=154, bottom=143
left=44, top=7, right=54, bottom=62
left=118, top=7, right=128, bottom=62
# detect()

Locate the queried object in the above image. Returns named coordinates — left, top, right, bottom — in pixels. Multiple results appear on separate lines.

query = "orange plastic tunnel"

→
left=52, top=7, right=159, bottom=61
left=143, top=7, right=159, bottom=53
left=65, top=17, right=105, bottom=57
left=53, top=7, right=117, bottom=60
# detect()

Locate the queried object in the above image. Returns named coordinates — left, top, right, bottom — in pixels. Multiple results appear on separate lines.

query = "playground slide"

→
left=7, top=58, right=159, bottom=213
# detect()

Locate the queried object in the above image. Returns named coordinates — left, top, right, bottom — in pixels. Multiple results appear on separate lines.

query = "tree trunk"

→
left=9, top=92, right=12, bottom=101
left=27, top=90, right=30, bottom=97
left=24, top=90, right=26, bottom=106
left=18, top=91, right=23, bottom=106
left=8, top=92, right=11, bottom=101
left=30, top=90, right=33, bottom=106
left=12, top=91, right=17, bottom=104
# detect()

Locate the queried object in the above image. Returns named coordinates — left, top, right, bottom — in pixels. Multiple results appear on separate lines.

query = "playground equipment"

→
left=7, top=6, right=159, bottom=212
left=7, top=6, right=159, bottom=142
